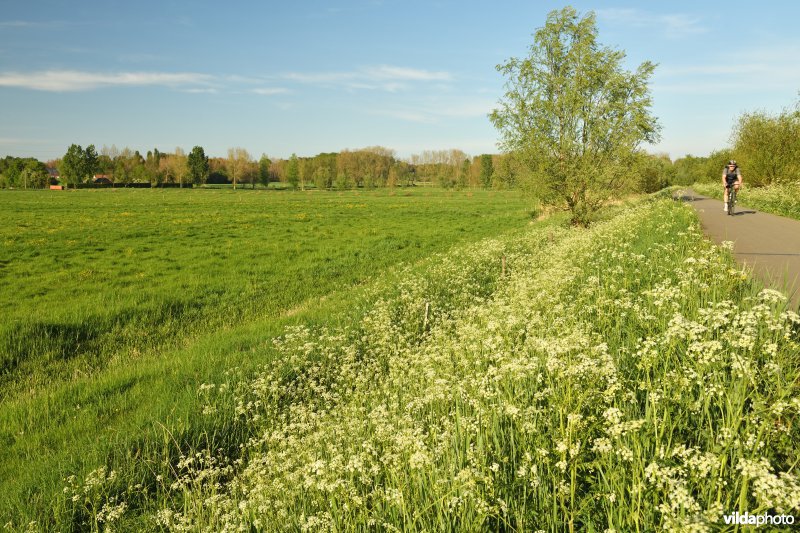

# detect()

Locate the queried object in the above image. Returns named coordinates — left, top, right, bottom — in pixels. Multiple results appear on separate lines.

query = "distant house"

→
left=92, top=174, right=113, bottom=185
left=46, top=167, right=60, bottom=185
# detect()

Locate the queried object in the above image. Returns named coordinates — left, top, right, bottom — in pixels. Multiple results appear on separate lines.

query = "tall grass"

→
left=0, top=187, right=540, bottom=529
left=0, top=188, right=536, bottom=400
left=57, top=198, right=798, bottom=531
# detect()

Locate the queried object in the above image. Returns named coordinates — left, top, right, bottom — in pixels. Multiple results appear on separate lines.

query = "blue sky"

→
left=1, top=0, right=799, bottom=161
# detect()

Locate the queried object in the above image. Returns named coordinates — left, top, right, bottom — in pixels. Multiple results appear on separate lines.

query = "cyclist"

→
left=722, top=160, right=742, bottom=213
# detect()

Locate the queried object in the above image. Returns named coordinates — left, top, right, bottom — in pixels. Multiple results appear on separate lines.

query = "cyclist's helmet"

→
left=728, top=160, right=737, bottom=167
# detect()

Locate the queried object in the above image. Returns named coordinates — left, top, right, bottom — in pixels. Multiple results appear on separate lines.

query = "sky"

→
left=1, top=0, right=799, bottom=162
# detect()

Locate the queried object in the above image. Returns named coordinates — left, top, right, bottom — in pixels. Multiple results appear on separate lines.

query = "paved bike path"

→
left=676, top=189, right=800, bottom=310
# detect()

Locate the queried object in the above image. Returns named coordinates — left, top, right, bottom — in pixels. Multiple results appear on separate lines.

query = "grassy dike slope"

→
left=62, top=198, right=800, bottom=531
left=0, top=188, right=537, bottom=529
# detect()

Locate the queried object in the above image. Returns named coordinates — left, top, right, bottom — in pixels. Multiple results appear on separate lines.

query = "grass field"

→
left=3, top=190, right=799, bottom=531
left=1, top=187, right=537, bottom=397
left=0, top=187, right=539, bottom=529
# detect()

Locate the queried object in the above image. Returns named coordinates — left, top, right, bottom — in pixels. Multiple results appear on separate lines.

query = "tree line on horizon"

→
left=2, top=106, right=796, bottom=197
left=0, top=145, right=527, bottom=191
left=0, top=140, right=773, bottom=194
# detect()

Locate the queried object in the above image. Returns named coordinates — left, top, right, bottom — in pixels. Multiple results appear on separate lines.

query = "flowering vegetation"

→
left=693, top=181, right=800, bottom=221
left=0, top=187, right=536, bottom=528
left=51, top=199, right=800, bottom=531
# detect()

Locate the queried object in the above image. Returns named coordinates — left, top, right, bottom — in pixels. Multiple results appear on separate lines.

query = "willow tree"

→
left=490, top=7, right=660, bottom=224
left=732, top=101, right=800, bottom=186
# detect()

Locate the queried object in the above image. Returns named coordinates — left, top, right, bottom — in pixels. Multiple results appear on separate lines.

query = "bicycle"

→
left=727, top=185, right=737, bottom=216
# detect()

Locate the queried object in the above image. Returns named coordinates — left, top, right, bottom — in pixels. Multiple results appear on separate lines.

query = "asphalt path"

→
left=675, top=189, right=800, bottom=310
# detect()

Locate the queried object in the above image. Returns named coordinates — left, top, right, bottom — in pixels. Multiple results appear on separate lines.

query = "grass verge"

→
left=691, top=181, right=800, bottom=220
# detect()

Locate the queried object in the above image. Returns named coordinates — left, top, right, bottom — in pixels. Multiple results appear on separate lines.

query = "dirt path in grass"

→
left=675, top=189, right=800, bottom=310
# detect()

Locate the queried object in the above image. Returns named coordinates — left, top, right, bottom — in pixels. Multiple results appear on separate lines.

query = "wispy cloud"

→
left=438, top=100, right=496, bottom=119
left=0, top=20, right=35, bottom=27
left=655, top=43, right=800, bottom=94
left=0, top=70, right=308, bottom=95
left=372, top=98, right=495, bottom=124
left=225, top=74, right=271, bottom=85
left=0, top=19, right=73, bottom=29
left=363, top=65, right=451, bottom=82
left=281, top=65, right=452, bottom=92
left=374, top=109, right=438, bottom=124
left=653, top=79, right=763, bottom=95
left=737, top=43, right=800, bottom=65
left=596, top=8, right=707, bottom=37
left=0, top=137, right=53, bottom=145
left=0, top=70, right=215, bottom=91
left=283, top=71, right=354, bottom=84
left=181, top=87, right=219, bottom=94
left=347, top=81, right=407, bottom=93
left=117, top=53, right=169, bottom=64
left=251, top=87, right=290, bottom=96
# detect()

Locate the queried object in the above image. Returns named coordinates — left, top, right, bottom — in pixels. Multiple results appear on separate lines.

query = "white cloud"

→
left=346, top=81, right=407, bottom=92
left=0, top=20, right=73, bottom=29
left=655, top=45, right=800, bottom=94
left=0, top=20, right=35, bottom=27
left=0, top=70, right=215, bottom=92
left=596, top=8, right=707, bottom=37
left=363, top=65, right=451, bottom=82
left=181, top=88, right=219, bottom=94
left=437, top=100, right=495, bottom=118
left=372, top=98, right=495, bottom=124
left=737, top=44, right=800, bottom=65
left=374, top=109, right=438, bottom=124
left=224, top=74, right=269, bottom=84
left=652, top=80, right=759, bottom=95
left=282, top=71, right=356, bottom=84
left=118, top=53, right=167, bottom=64
left=251, top=87, right=290, bottom=96
left=281, top=65, right=452, bottom=92
left=0, top=137, right=29, bottom=144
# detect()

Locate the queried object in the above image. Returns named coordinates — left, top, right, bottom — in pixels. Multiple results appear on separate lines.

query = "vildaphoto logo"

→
left=723, top=512, right=795, bottom=527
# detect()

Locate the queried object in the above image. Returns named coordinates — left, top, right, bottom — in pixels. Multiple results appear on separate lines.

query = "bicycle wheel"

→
left=729, top=189, right=736, bottom=215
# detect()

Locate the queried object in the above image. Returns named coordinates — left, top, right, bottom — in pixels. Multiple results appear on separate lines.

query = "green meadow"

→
left=1, top=187, right=535, bottom=395
left=2, top=189, right=799, bottom=531
left=0, top=187, right=536, bottom=527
